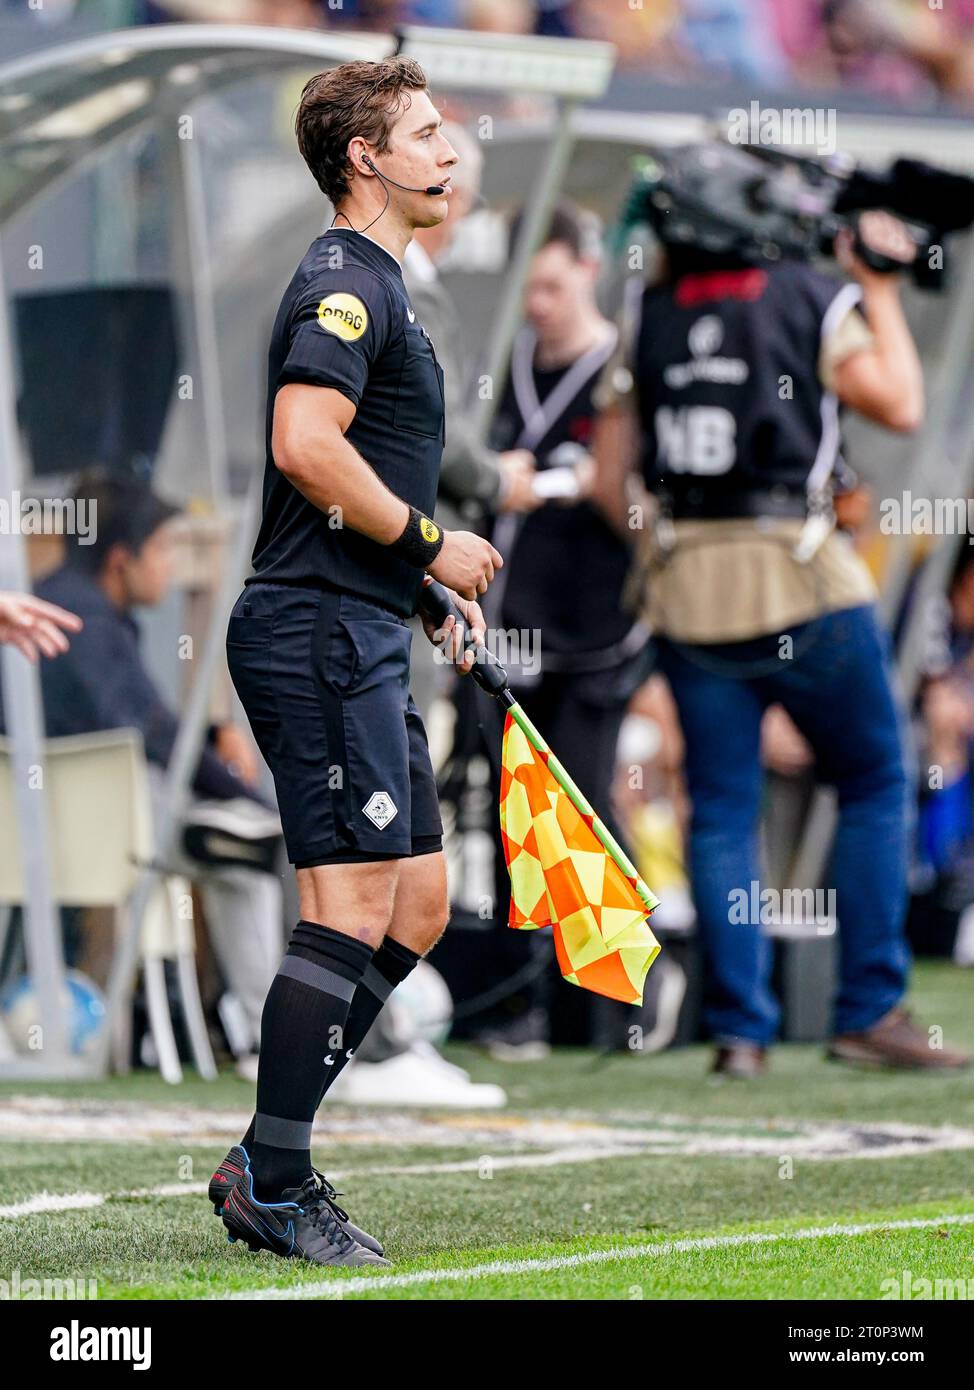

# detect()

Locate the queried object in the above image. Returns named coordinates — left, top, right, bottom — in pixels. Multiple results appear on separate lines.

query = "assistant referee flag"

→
left=499, top=709, right=660, bottom=1005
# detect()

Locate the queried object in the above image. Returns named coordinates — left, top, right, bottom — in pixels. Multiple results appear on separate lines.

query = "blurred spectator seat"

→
left=0, top=728, right=216, bottom=1083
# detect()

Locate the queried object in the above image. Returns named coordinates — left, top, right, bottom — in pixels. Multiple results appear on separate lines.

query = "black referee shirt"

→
left=250, top=228, right=445, bottom=618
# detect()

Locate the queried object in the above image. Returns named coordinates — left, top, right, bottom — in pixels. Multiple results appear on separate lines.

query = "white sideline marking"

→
left=0, top=1148, right=642, bottom=1220
left=219, top=1212, right=974, bottom=1300
left=0, top=1190, right=110, bottom=1218
left=7, top=1120, right=974, bottom=1221
left=0, top=1182, right=210, bottom=1219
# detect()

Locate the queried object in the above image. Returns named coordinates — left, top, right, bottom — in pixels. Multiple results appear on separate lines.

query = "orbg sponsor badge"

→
left=316, top=292, right=369, bottom=341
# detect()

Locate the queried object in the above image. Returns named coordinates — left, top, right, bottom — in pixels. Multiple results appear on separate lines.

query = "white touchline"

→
left=0, top=1182, right=210, bottom=1220
left=0, top=1146, right=660, bottom=1221
left=0, top=1190, right=112, bottom=1219
left=5, top=1129, right=974, bottom=1221
left=219, top=1212, right=974, bottom=1300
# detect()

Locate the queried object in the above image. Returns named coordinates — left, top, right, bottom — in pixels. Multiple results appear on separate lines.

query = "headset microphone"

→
left=362, top=155, right=446, bottom=196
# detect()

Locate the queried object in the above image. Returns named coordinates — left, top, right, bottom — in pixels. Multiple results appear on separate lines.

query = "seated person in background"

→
left=26, top=469, right=284, bottom=1077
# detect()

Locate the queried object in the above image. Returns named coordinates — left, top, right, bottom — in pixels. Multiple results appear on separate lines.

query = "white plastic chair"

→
left=0, top=729, right=216, bottom=1082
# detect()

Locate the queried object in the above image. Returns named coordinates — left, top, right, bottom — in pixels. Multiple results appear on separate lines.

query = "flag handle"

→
left=418, top=579, right=659, bottom=917
left=417, top=578, right=510, bottom=697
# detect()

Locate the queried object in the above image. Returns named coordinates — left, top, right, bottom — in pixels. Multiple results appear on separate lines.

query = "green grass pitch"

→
left=1, top=961, right=973, bottom=1300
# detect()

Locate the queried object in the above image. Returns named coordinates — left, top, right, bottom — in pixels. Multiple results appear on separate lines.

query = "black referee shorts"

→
left=226, top=581, right=443, bottom=867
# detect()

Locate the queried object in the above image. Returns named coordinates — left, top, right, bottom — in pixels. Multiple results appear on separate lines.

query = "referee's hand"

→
left=427, top=530, right=503, bottom=600
left=421, top=591, right=487, bottom=676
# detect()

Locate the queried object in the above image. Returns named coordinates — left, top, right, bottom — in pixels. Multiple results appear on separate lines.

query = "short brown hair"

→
left=295, top=57, right=429, bottom=206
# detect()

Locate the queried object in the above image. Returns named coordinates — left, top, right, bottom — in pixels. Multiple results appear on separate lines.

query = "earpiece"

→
left=361, top=153, right=445, bottom=197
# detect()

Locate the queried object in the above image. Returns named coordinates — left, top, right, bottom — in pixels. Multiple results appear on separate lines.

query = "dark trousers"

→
left=656, top=603, right=911, bottom=1044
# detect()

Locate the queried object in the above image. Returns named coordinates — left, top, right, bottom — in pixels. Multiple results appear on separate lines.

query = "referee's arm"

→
left=273, top=383, right=503, bottom=602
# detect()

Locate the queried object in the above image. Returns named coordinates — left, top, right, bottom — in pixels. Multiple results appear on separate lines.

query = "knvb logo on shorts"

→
left=363, top=792, right=398, bottom=830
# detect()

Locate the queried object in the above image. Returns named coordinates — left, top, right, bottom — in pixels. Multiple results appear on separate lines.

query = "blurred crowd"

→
left=6, top=0, right=974, bottom=107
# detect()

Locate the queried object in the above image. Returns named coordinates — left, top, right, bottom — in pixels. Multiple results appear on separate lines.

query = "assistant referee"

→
left=211, top=58, right=502, bottom=1268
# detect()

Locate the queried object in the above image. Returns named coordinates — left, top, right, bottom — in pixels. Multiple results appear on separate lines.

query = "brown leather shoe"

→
left=828, top=1007, right=971, bottom=1070
left=712, top=1042, right=767, bottom=1078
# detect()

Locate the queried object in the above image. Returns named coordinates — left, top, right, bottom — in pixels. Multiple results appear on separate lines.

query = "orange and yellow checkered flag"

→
left=499, top=708, right=660, bottom=1005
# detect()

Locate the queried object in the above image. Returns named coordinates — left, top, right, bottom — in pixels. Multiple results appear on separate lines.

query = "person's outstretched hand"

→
left=0, top=591, right=83, bottom=663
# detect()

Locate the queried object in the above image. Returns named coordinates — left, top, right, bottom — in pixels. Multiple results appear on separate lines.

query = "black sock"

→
left=317, top=935, right=421, bottom=1105
left=248, top=919, right=372, bottom=1203
left=240, top=936, right=420, bottom=1156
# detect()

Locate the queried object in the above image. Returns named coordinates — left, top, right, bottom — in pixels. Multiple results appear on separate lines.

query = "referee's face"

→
left=384, top=90, right=458, bottom=229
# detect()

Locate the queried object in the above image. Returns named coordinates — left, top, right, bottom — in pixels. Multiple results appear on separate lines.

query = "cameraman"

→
left=594, top=170, right=969, bottom=1076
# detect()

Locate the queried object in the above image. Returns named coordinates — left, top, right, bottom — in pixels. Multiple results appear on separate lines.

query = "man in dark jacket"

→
left=20, top=469, right=284, bottom=1072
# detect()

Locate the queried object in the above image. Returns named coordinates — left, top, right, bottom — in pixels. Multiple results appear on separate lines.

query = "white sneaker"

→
left=327, top=1046, right=506, bottom=1109
left=954, top=904, right=974, bottom=967
left=234, top=1052, right=260, bottom=1084
left=408, top=1038, right=472, bottom=1081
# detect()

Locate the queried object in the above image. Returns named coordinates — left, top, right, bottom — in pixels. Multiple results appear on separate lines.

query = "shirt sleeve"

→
left=279, top=265, right=397, bottom=406
left=791, top=265, right=872, bottom=393
left=819, top=307, right=875, bottom=392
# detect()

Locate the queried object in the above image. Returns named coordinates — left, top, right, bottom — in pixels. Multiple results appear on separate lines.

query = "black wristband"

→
left=389, top=506, right=445, bottom=568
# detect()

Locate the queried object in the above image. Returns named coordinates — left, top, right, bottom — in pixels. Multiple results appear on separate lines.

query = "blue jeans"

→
left=656, top=604, right=911, bottom=1043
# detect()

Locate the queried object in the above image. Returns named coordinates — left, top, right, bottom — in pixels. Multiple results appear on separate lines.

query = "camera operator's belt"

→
left=663, top=489, right=808, bottom=522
